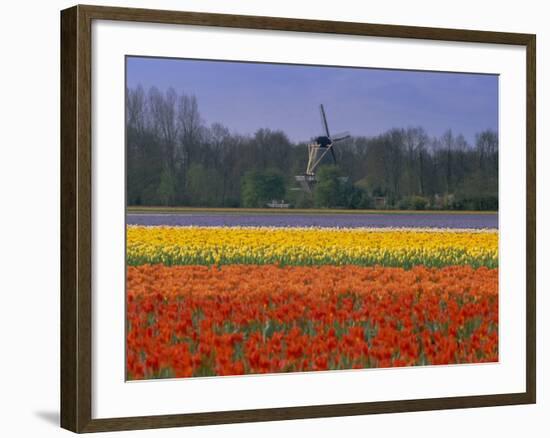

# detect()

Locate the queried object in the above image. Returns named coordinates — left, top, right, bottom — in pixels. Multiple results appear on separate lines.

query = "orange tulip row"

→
left=126, top=264, right=498, bottom=379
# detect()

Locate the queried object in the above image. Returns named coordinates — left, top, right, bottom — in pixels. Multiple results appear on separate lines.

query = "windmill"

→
left=295, top=104, right=350, bottom=193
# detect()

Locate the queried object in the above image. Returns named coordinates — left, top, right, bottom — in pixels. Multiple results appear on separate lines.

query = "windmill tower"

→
left=295, top=104, right=350, bottom=193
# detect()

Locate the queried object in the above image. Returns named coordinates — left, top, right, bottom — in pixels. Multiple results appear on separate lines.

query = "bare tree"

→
left=404, top=127, right=429, bottom=195
left=441, top=129, right=454, bottom=193
left=148, top=87, right=178, bottom=168
left=126, top=85, right=146, bottom=133
left=383, top=129, right=404, bottom=201
left=476, top=130, right=498, bottom=172
left=177, top=94, right=203, bottom=168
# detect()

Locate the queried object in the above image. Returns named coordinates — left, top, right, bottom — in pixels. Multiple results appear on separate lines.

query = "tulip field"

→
left=126, top=218, right=499, bottom=380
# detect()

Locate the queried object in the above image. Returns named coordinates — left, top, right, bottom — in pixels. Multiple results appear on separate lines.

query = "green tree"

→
left=156, top=168, right=177, bottom=206
left=186, top=163, right=223, bottom=206
left=314, top=165, right=343, bottom=208
left=241, top=169, right=286, bottom=207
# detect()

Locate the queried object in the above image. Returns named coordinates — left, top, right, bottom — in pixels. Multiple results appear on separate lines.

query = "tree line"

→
left=127, top=85, right=498, bottom=210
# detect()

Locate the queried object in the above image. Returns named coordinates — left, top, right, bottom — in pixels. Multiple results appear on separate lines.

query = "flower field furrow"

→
left=126, top=264, right=498, bottom=379
left=127, top=226, right=498, bottom=268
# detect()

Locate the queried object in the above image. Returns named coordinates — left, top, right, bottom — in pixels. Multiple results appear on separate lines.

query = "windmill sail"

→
left=329, top=146, right=337, bottom=163
left=319, top=104, right=330, bottom=137
left=333, top=132, right=350, bottom=142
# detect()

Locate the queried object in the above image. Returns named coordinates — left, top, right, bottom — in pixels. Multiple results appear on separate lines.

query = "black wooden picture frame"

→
left=61, top=4, right=536, bottom=433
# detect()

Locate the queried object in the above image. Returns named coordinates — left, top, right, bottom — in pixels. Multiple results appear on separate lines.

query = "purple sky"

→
left=126, top=56, right=498, bottom=145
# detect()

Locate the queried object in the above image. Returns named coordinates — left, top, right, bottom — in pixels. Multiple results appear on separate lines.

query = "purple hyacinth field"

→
left=127, top=211, right=498, bottom=229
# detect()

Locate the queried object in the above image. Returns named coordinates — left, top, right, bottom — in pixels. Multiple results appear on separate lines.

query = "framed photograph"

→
left=60, top=4, right=536, bottom=433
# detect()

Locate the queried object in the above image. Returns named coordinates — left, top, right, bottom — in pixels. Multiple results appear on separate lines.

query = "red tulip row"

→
left=126, top=264, right=498, bottom=379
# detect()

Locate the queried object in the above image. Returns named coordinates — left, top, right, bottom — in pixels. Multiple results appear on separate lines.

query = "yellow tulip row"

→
left=127, top=226, right=498, bottom=268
